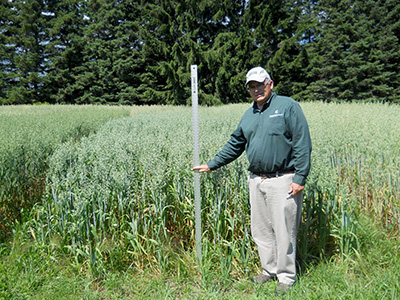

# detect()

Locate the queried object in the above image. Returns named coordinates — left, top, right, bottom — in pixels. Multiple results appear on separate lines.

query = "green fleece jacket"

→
left=207, top=92, right=312, bottom=186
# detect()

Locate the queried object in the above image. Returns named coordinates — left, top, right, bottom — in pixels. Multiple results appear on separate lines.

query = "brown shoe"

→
left=275, top=283, right=292, bottom=295
left=252, top=273, right=273, bottom=284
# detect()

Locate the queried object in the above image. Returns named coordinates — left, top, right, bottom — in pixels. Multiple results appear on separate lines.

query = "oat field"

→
left=1, top=103, right=399, bottom=299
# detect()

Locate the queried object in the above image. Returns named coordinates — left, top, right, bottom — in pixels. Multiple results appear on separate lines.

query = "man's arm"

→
left=287, top=102, right=312, bottom=189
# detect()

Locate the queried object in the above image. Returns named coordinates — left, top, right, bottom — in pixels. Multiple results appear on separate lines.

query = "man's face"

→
left=247, top=79, right=273, bottom=106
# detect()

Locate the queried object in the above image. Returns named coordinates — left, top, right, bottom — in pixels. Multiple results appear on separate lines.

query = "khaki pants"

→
left=248, top=172, right=303, bottom=285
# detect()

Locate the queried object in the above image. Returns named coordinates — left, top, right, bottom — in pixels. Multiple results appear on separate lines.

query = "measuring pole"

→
left=191, top=65, right=202, bottom=263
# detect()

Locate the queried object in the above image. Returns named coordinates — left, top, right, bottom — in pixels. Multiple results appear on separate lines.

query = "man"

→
left=191, top=67, right=312, bottom=295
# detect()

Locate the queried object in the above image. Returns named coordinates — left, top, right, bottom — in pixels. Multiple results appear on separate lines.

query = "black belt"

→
left=252, top=170, right=294, bottom=179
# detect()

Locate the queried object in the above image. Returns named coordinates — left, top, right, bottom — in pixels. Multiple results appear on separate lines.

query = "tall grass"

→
left=0, top=105, right=130, bottom=241
left=26, top=103, right=400, bottom=278
left=298, top=102, right=400, bottom=261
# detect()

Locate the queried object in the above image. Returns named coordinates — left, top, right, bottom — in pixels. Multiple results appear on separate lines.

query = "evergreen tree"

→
left=367, top=0, right=400, bottom=103
left=201, top=0, right=251, bottom=104
left=0, top=0, right=14, bottom=103
left=237, top=0, right=310, bottom=99
left=43, top=0, right=88, bottom=104
left=135, top=0, right=237, bottom=105
left=136, top=0, right=191, bottom=105
left=266, top=0, right=312, bottom=98
left=243, top=0, right=297, bottom=66
left=1, top=0, right=399, bottom=104
left=301, top=0, right=400, bottom=102
left=57, top=0, right=143, bottom=104
left=1, top=0, right=48, bottom=104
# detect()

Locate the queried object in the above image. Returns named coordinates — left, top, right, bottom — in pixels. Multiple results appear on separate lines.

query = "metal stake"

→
left=191, top=65, right=201, bottom=263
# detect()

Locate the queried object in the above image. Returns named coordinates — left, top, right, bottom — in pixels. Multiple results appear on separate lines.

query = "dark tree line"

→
left=1, top=0, right=399, bottom=105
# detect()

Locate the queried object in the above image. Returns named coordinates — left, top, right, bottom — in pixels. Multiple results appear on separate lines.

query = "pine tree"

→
left=1, top=0, right=48, bottom=104
left=301, top=0, right=400, bottom=102
left=366, top=0, right=400, bottom=102
left=0, top=0, right=14, bottom=103
left=2, top=0, right=398, bottom=104
left=265, top=0, right=312, bottom=98
left=57, top=0, right=144, bottom=104
left=200, top=0, right=251, bottom=104
left=136, top=0, right=189, bottom=105
left=42, top=0, right=88, bottom=103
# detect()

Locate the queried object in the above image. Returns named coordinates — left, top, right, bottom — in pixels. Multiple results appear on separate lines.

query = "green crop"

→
left=23, top=103, right=400, bottom=278
left=0, top=105, right=130, bottom=241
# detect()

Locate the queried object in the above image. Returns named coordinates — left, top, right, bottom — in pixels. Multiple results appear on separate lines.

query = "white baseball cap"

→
left=245, top=67, right=271, bottom=87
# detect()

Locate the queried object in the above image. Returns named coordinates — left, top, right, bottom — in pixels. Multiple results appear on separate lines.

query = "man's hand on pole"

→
left=191, top=164, right=210, bottom=173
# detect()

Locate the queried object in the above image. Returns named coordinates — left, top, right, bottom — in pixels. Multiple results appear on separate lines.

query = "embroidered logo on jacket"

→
left=269, top=110, right=284, bottom=118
